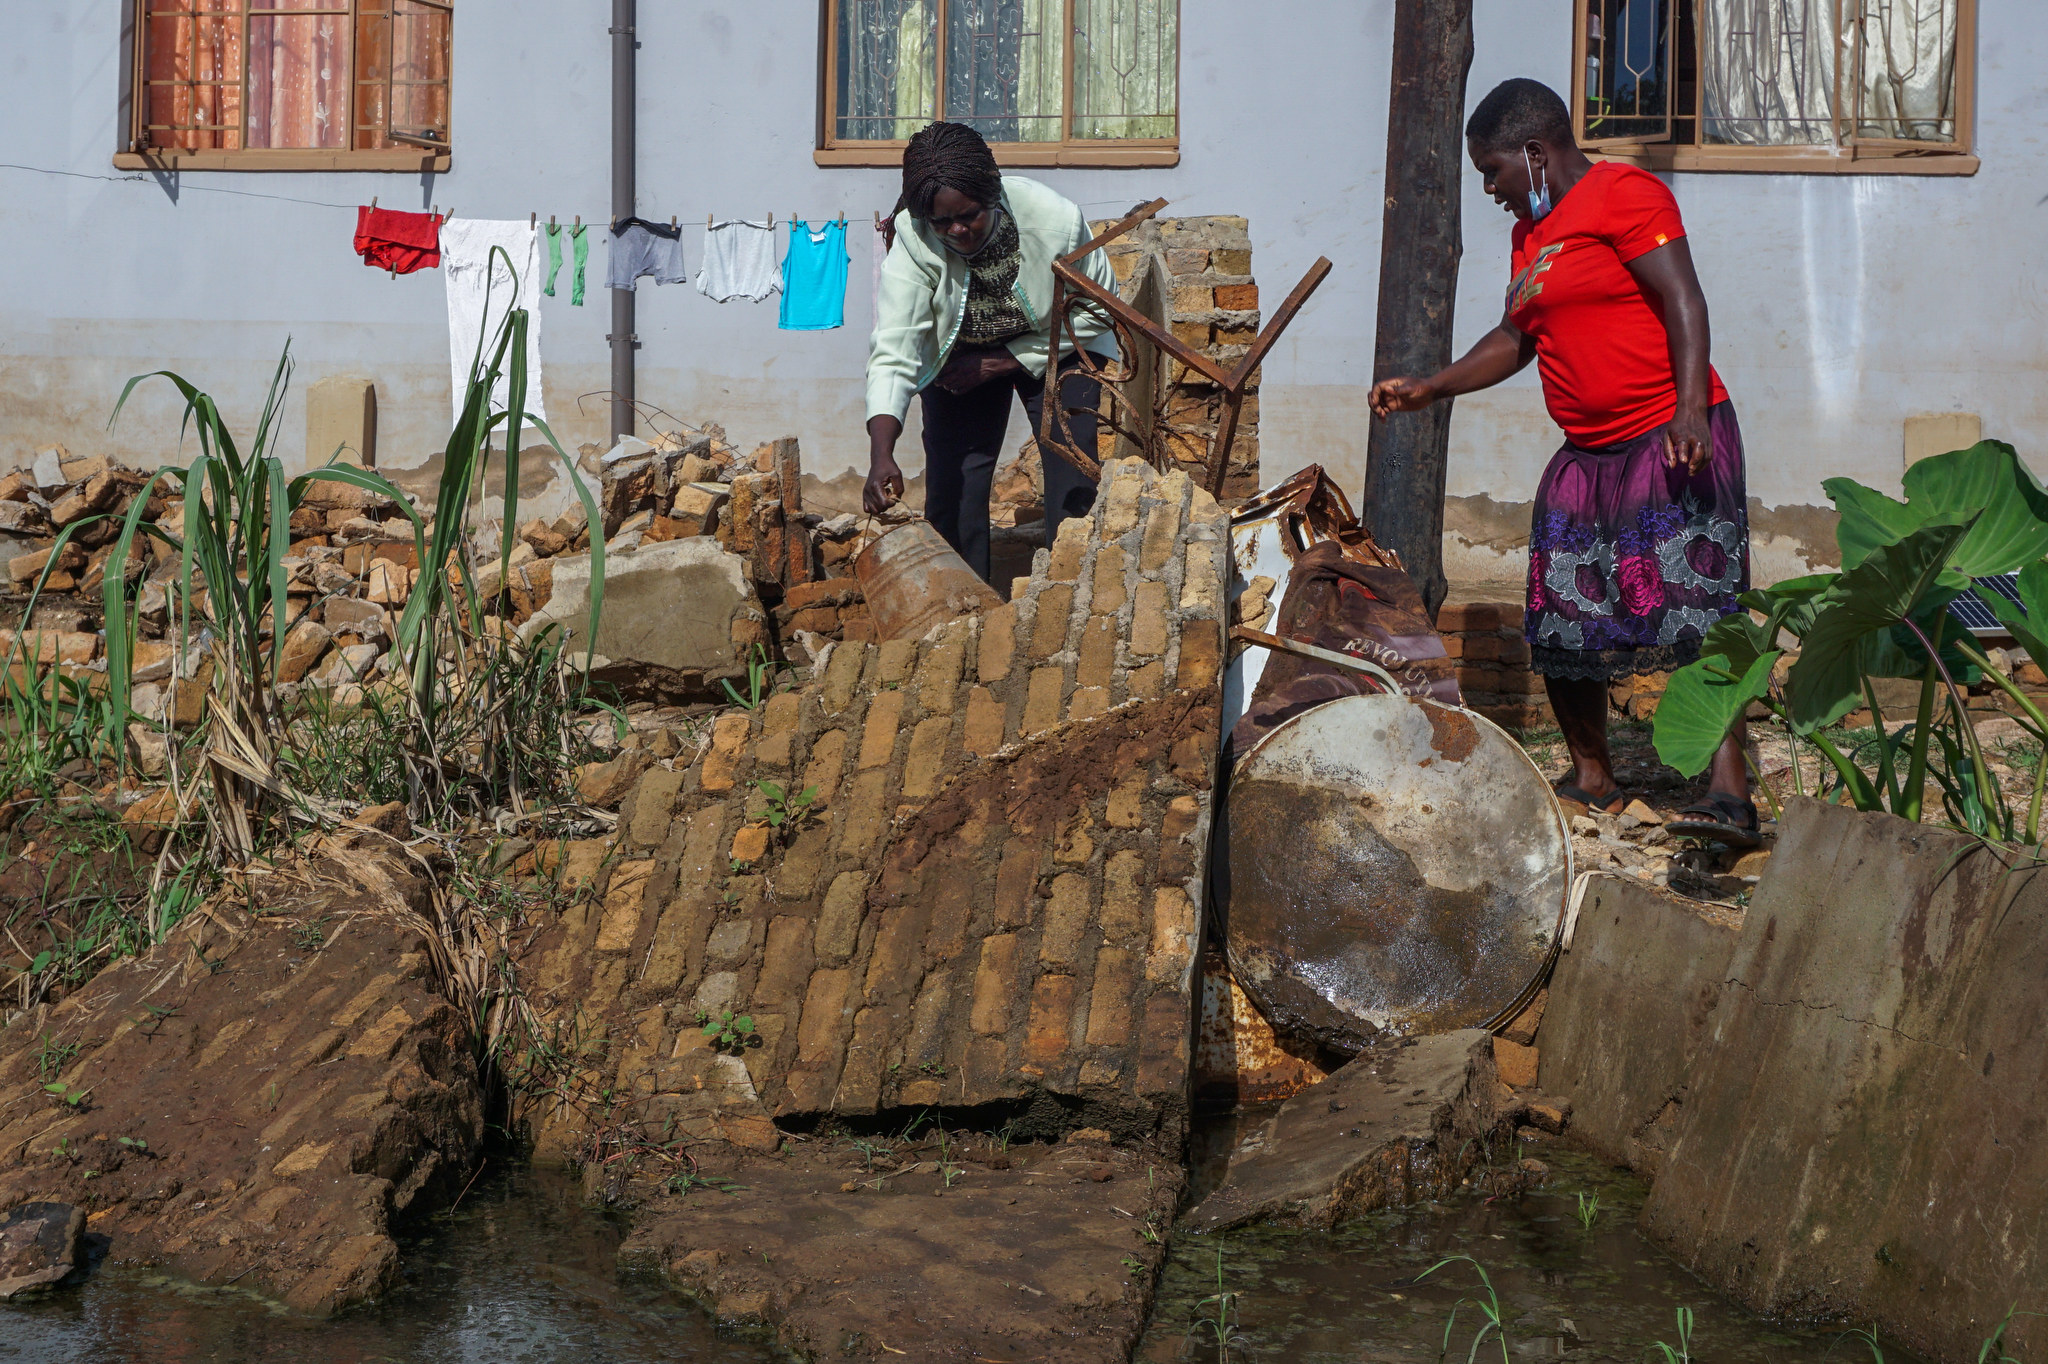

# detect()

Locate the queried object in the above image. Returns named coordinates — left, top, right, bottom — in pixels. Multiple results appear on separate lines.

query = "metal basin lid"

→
left=1218, top=693, right=1570, bottom=1054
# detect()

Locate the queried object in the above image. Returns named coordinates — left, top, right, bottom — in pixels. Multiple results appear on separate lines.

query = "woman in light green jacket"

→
left=864, top=122, right=1119, bottom=582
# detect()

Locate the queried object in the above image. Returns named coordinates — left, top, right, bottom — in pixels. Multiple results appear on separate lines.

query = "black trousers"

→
left=918, top=353, right=1100, bottom=583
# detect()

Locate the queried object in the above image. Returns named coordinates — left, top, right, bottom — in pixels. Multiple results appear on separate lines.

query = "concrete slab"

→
left=1183, top=1029, right=1505, bottom=1232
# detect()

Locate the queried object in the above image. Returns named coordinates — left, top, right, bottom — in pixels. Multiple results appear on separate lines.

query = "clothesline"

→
left=2, top=163, right=1152, bottom=219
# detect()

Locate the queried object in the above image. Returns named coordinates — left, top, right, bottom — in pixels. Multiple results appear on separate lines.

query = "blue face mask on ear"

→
left=1524, top=149, right=1554, bottom=222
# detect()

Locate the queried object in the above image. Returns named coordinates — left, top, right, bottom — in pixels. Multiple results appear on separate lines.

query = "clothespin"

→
left=530, top=211, right=537, bottom=228
left=549, top=214, right=557, bottom=230
left=370, top=195, right=378, bottom=210
left=573, top=214, right=582, bottom=233
left=670, top=215, right=677, bottom=229
left=837, top=211, right=845, bottom=226
left=873, top=210, right=880, bottom=225
left=708, top=213, right=715, bottom=229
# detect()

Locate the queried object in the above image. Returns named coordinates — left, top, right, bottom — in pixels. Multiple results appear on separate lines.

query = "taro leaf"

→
left=1828, top=442, right=2048, bottom=579
left=1738, top=572, right=1839, bottom=644
left=1652, top=649, right=1781, bottom=777
left=1974, top=560, right=2048, bottom=665
left=1785, top=516, right=1974, bottom=732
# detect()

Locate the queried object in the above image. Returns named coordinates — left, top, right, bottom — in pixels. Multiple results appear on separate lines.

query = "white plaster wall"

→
left=4, top=1, right=2043, bottom=582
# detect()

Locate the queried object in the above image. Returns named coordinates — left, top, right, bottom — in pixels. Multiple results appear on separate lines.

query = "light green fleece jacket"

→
left=866, top=175, right=1120, bottom=423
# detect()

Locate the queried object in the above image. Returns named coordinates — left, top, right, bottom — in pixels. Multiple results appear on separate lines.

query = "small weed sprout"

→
left=1419, top=1254, right=1511, bottom=1364
left=1574, top=1190, right=1601, bottom=1231
left=1645, top=1306, right=1694, bottom=1364
left=1121, top=1255, right=1144, bottom=1272
left=720, top=644, right=775, bottom=711
left=748, top=779, right=817, bottom=841
left=117, top=1135, right=149, bottom=1153
left=34, top=1034, right=78, bottom=1083
left=851, top=1138, right=892, bottom=1169
left=664, top=1172, right=745, bottom=1197
left=43, top=1081, right=87, bottom=1110
left=1185, top=1240, right=1250, bottom=1360
left=698, top=1009, right=758, bottom=1053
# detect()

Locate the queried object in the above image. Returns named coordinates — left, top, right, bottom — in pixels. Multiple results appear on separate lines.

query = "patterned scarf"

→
left=959, top=209, right=1029, bottom=344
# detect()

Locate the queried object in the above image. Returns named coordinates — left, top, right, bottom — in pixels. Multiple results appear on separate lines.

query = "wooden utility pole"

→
left=1363, top=0, right=1474, bottom=618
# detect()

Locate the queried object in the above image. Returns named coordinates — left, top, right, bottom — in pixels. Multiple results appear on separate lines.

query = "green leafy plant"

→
left=1645, top=1306, right=1694, bottom=1364
left=1652, top=442, right=2048, bottom=840
left=663, top=1172, right=745, bottom=1197
left=44, top=1081, right=88, bottom=1109
left=698, top=1009, right=757, bottom=1053
left=117, top=1135, right=149, bottom=1153
left=34, top=1034, right=79, bottom=1083
left=1185, top=1240, right=1250, bottom=1360
left=720, top=643, right=774, bottom=711
left=748, top=779, right=817, bottom=839
left=1574, top=1190, right=1600, bottom=1231
left=1419, top=1254, right=1511, bottom=1364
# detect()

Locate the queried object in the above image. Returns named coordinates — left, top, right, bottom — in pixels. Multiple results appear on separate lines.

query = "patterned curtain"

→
left=945, top=0, right=1063, bottom=144
left=1701, top=0, right=1957, bottom=146
left=838, top=0, right=937, bottom=141
left=1072, top=0, right=1177, bottom=140
left=247, top=1, right=349, bottom=149
left=144, top=4, right=245, bottom=150
left=354, top=1, right=453, bottom=149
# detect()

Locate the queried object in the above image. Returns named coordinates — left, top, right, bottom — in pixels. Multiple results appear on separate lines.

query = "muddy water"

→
left=1139, top=1140, right=1920, bottom=1364
left=0, top=1165, right=771, bottom=1364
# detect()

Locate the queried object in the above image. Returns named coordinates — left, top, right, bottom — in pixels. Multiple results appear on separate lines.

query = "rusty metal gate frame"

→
left=1038, top=198, right=1333, bottom=498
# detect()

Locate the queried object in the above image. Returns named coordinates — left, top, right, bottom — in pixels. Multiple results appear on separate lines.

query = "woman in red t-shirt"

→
left=1370, top=78, right=1755, bottom=845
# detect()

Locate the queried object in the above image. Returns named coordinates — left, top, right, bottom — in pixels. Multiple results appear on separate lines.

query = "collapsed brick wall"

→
left=522, top=458, right=1228, bottom=1154
left=1436, top=600, right=1552, bottom=732
left=1099, top=218, right=1261, bottom=501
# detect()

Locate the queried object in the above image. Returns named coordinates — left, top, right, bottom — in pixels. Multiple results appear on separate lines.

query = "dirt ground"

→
left=616, top=1124, right=1186, bottom=1362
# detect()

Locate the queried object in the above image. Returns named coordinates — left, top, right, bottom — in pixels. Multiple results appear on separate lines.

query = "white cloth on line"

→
left=695, top=219, right=783, bottom=303
left=870, top=220, right=889, bottom=331
left=440, top=218, right=547, bottom=426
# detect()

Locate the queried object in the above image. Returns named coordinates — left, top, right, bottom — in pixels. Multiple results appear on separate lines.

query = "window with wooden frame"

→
left=818, top=0, right=1178, bottom=167
left=1574, top=0, right=1977, bottom=174
left=115, top=1, right=452, bottom=171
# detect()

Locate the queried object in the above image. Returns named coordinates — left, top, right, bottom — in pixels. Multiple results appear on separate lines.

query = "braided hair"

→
left=893, top=122, right=1003, bottom=221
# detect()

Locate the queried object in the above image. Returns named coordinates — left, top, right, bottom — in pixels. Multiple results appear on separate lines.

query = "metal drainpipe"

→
left=609, top=0, right=637, bottom=445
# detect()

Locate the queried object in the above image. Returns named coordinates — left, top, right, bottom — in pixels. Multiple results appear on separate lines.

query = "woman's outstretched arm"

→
left=1368, top=315, right=1536, bottom=417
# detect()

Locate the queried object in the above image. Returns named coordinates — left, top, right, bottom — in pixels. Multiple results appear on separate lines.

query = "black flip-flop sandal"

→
left=1554, top=782, right=1625, bottom=815
left=1668, top=793, right=1762, bottom=849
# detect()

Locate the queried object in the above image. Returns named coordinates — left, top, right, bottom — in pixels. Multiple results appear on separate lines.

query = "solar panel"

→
left=1947, top=573, right=2022, bottom=637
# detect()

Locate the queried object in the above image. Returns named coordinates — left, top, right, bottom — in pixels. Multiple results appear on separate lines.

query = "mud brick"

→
left=1146, top=888, right=1199, bottom=983
left=916, top=635, right=967, bottom=713
left=978, top=603, right=1016, bottom=682
left=642, top=893, right=713, bottom=993
left=795, top=968, right=854, bottom=1064
left=596, top=860, right=654, bottom=952
left=1176, top=622, right=1222, bottom=692
left=1462, top=633, right=1503, bottom=663
left=858, top=689, right=907, bottom=770
left=877, top=638, right=918, bottom=685
left=1493, top=1037, right=1539, bottom=1088
left=835, top=769, right=891, bottom=856
left=1067, top=687, right=1109, bottom=721
left=729, top=823, right=771, bottom=865
left=1102, top=468, right=1144, bottom=535
left=901, top=716, right=952, bottom=798
left=962, top=685, right=1005, bottom=757
left=1170, top=319, right=1211, bottom=348
left=802, top=728, right=849, bottom=808
left=1171, top=284, right=1215, bottom=315
left=783, top=578, right=859, bottom=613
left=962, top=1034, right=1011, bottom=1101
left=833, top=1005, right=902, bottom=1114
left=1502, top=987, right=1547, bottom=1047
left=1130, top=581, right=1170, bottom=656
left=1436, top=602, right=1502, bottom=632
left=1024, top=975, right=1078, bottom=1067
left=1039, top=873, right=1092, bottom=966
left=993, top=845, right=1040, bottom=930
left=1139, top=499, right=1183, bottom=572
left=629, top=768, right=685, bottom=847
left=1170, top=731, right=1212, bottom=788
left=1076, top=614, right=1118, bottom=690
left=1100, top=851, right=1147, bottom=940
left=1054, top=810, right=1095, bottom=865
left=971, top=934, right=1022, bottom=1034
left=1022, top=665, right=1065, bottom=735
left=1135, top=992, right=1191, bottom=1095
left=8, top=543, right=85, bottom=583
left=1126, top=661, right=1164, bottom=699
left=1441, top=633, right=1466, bottom=659
left=904, top=967, right=955, bottom=1065
left=1212, top=248, right=1252, bottom=276
left=1498, top=634, right=1531, bottom=664
left=1092, top=544, right=1128, bottom=614
left=1181, top=543, right=1222, bottom=613
left=816, top=872, right=870, bottom=964
left=862, top=902, right=930, bottom=1001
left=1214, top=282, right=1259, bottom=311
left=924, top=871, right=977, bottom=962
left=1157, top=795, right=1202, bottom=880
left=1488, top=667, right=1549, bottom=695
left=701, top=713, right=754, bottom=792
left=822, top=640, right=870, bottom=713
left=754, top=916, right=815, bottom=1007
left=1085, top=948, right=1139, bottom=1046
left=1105, top=770, right=1147, bottom=829
left=1165, top=248, right=1209, bottom=274
left=1032, top=584, right=1075, bottom=658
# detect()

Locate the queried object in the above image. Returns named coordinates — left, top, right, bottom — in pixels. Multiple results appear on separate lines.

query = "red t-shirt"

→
left=1506, top=162, right=1727, bottom=446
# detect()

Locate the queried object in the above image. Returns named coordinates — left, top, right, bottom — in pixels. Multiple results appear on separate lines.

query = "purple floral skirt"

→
left=1526, top=401, right=1749, bottom=681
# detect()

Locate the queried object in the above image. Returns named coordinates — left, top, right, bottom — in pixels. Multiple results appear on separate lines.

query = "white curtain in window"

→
left=1073, top=0, right=1177, bottom=140
left=838, top=0, right=936, bottom=141
left=1700, top=0, right=1957, bottom=146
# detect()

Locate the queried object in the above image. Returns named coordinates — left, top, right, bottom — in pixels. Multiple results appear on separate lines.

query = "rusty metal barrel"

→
left=1218, top=692, right=1571, bottom=1055
left=853, top=520, right=1004, bottom=642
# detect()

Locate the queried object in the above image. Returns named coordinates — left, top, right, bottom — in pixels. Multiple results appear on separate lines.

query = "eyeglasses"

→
left=925, top=204, right=988, bottom=232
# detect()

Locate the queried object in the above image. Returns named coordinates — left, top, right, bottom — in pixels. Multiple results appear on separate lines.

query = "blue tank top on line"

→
left=778, top=219, right=848, bottom=331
